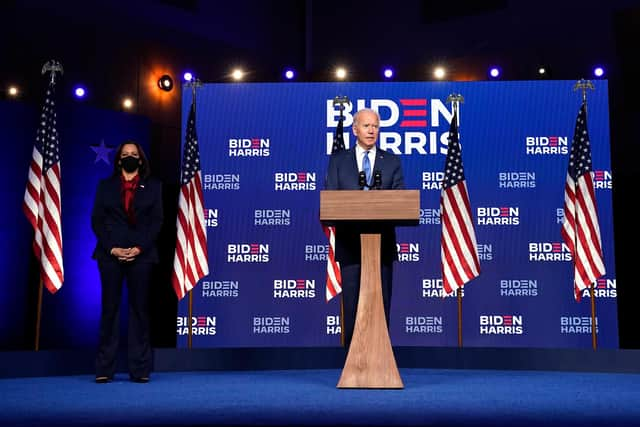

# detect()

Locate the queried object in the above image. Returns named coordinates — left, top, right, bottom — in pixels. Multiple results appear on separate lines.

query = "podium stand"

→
left=320, top=190, right=420, bottom=389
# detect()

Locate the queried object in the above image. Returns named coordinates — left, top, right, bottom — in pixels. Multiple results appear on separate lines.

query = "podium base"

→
left=336, top=233, right=404, bottom=389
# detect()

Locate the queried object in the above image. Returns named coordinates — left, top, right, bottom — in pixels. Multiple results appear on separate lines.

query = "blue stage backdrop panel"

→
left=177, top=80, right=616, bottom=349
left=0, top=100, right=39, bottom=349
left=0, top=99, right=150, bottom=349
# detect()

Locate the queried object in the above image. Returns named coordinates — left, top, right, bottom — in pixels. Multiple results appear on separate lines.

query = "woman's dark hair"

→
left=112, top=140, right=151, bottom=178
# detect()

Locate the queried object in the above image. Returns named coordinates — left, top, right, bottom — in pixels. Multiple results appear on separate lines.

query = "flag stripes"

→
left=172, top=100, right=209, bottom=300
left=324, top=115, right=345, bottom=302
left=561, top=101, right=605, bottom=300
left=23, top=81, right=64, bottom=293
left=440, top=111, right=480, bottom=295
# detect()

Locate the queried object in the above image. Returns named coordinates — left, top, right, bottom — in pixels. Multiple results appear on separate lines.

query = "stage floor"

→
left=2, top=368, right=640, bottom=427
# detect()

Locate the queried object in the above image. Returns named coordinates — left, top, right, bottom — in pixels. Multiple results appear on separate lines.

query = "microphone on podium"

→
left=372, top=170, right=382, bottom=189
left=358, top=171, right=367, bottom=189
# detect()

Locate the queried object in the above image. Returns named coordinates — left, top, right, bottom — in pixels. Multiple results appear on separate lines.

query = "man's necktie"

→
left=363, top=150, right=371, bottom=190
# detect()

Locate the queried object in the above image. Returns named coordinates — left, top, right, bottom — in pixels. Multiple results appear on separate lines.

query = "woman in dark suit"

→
left=91, top=140, right=163, bottom=383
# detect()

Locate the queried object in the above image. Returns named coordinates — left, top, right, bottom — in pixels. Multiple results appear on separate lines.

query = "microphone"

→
left=372, top=170, right=382, bottom=189
left=358, top=171, right=366, bottom=189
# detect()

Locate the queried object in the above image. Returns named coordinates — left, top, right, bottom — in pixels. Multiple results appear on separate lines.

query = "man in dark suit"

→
left=324, top=108, right=405, bottom=350
left=91, top=141, right=163, bottom=383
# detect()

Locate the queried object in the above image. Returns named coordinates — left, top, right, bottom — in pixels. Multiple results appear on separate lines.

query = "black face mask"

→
left=120, top=156, right=140, bottom=173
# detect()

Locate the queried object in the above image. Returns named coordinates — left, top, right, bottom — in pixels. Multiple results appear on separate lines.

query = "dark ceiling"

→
left=2, top=0, right=639, bottom=123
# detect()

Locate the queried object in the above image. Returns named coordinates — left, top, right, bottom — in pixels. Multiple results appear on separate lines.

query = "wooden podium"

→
left=320, top=190, right=420, bottom=389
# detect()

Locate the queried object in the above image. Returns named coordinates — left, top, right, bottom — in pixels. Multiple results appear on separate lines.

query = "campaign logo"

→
left=420, top=208, right=441, bottom=225
left=253, top=316, right=290, bottom=334
left=560, top=316, right=598, bottom=334
left=593, top=170, right=612, bottom=190
left=499, top=279, right=538, bottom=297
left=273, top=279, right=316, bottom=299
left=525, top=136, right=569, bottom=155
left=477, top=243, right=493, bottom=261
left=421, top=171, right=444, bottom=191
left=228, top=138, right=270, bottom=157
left=479, top=314, right=524, bottom=335
left=254, top=209, right=291, bottom=226
left=421, top=278, right=461, bottom=299
left=420, top=209, right=440, bottom=225
left=176, top=315, right=216, bottom=336
left=274, top=172, right=316, bottom=191
left=325, top=98, right=456, bottom=155
left=227, top=243, right=270, bottom=263
left=579, top=278, right=616, bottom=299
left=528, top=242, right=572, bottom=262
left=404, top=316, right=444, bottom=334
left=498, top=171, right=536, bottom=189
left=326, top=315, right=341, bottom=335
left=204, top=208, right=218, bottom=228
left=203, top=173, right=240, bottom=190
left=304, top=243, right=329, bottom=262
left=201, top=280, right=239, bottom=298
left=556, top=208, right=565, bottom=225
left=477, top=207, right=520, bottom=226
left=397, top=243, right=420, bottom=262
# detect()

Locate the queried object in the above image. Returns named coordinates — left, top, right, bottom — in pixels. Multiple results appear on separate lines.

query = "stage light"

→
left=231, top=69, right=245, bottom=81
left=593, top=66, right=605, bottom=78
left=335, top=67, right=347, bottom=80
left=183, top=72, right=193, bottom=82
left=383, top=68, right=394, bottom=79
left=7, top=85, right=19, bottom=97
left=433, top=67, right=446, bottom=80
left=122, top=97, right=134, bottom=110
left=74, top=86, right=86, bottom=98
left=157, top=74, right=174, bottom=91
left=489, top=67, right=501, bottom=79
left=537, top=66, right=550, bottom=78
left=284, top=69, right=295, bottom=80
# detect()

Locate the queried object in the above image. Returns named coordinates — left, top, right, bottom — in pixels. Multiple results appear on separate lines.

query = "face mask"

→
left=120, top=156, right=140, bottom=173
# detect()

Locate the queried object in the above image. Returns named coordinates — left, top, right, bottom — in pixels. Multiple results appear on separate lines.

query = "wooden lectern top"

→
left=320, top=189, right=420, bottom=222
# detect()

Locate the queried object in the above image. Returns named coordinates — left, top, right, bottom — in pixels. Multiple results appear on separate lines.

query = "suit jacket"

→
left=91, top=175, right=163, bottom=263
left=324, top=147, right=405, bottom=265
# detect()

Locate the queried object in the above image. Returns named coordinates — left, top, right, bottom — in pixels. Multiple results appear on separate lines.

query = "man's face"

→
left=353, top=110, right=380, bottom=150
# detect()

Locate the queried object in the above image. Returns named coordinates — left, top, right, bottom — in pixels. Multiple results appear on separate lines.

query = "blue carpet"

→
left=1, top=368, right=640, bottom=426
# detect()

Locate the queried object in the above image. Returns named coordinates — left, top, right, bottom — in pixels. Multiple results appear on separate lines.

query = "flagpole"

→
left=35, top=279, right=43, bottom=351
left=446, top=94, right=465, bottom=348
left=184, top=78, right=203, bottom=350
left=572, top=79, right=597, bottom=350
left=331, top=94, right=349, bottom=347
left=32, top=60, right=63, bottom=351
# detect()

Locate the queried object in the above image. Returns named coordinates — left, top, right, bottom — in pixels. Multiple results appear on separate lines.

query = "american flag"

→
left=172, top=100, right=209, bottom=300
left=561, top=101, right=605, bottom=301
left=440, top=111, right=480, bottom=295
left=23, top=80, right=64, bottom=294
left=324, top=117, right=345, bottom=302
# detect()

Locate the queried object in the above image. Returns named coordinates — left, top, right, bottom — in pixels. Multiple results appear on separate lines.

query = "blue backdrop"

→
left=178, top=80, right=617, bottom=349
